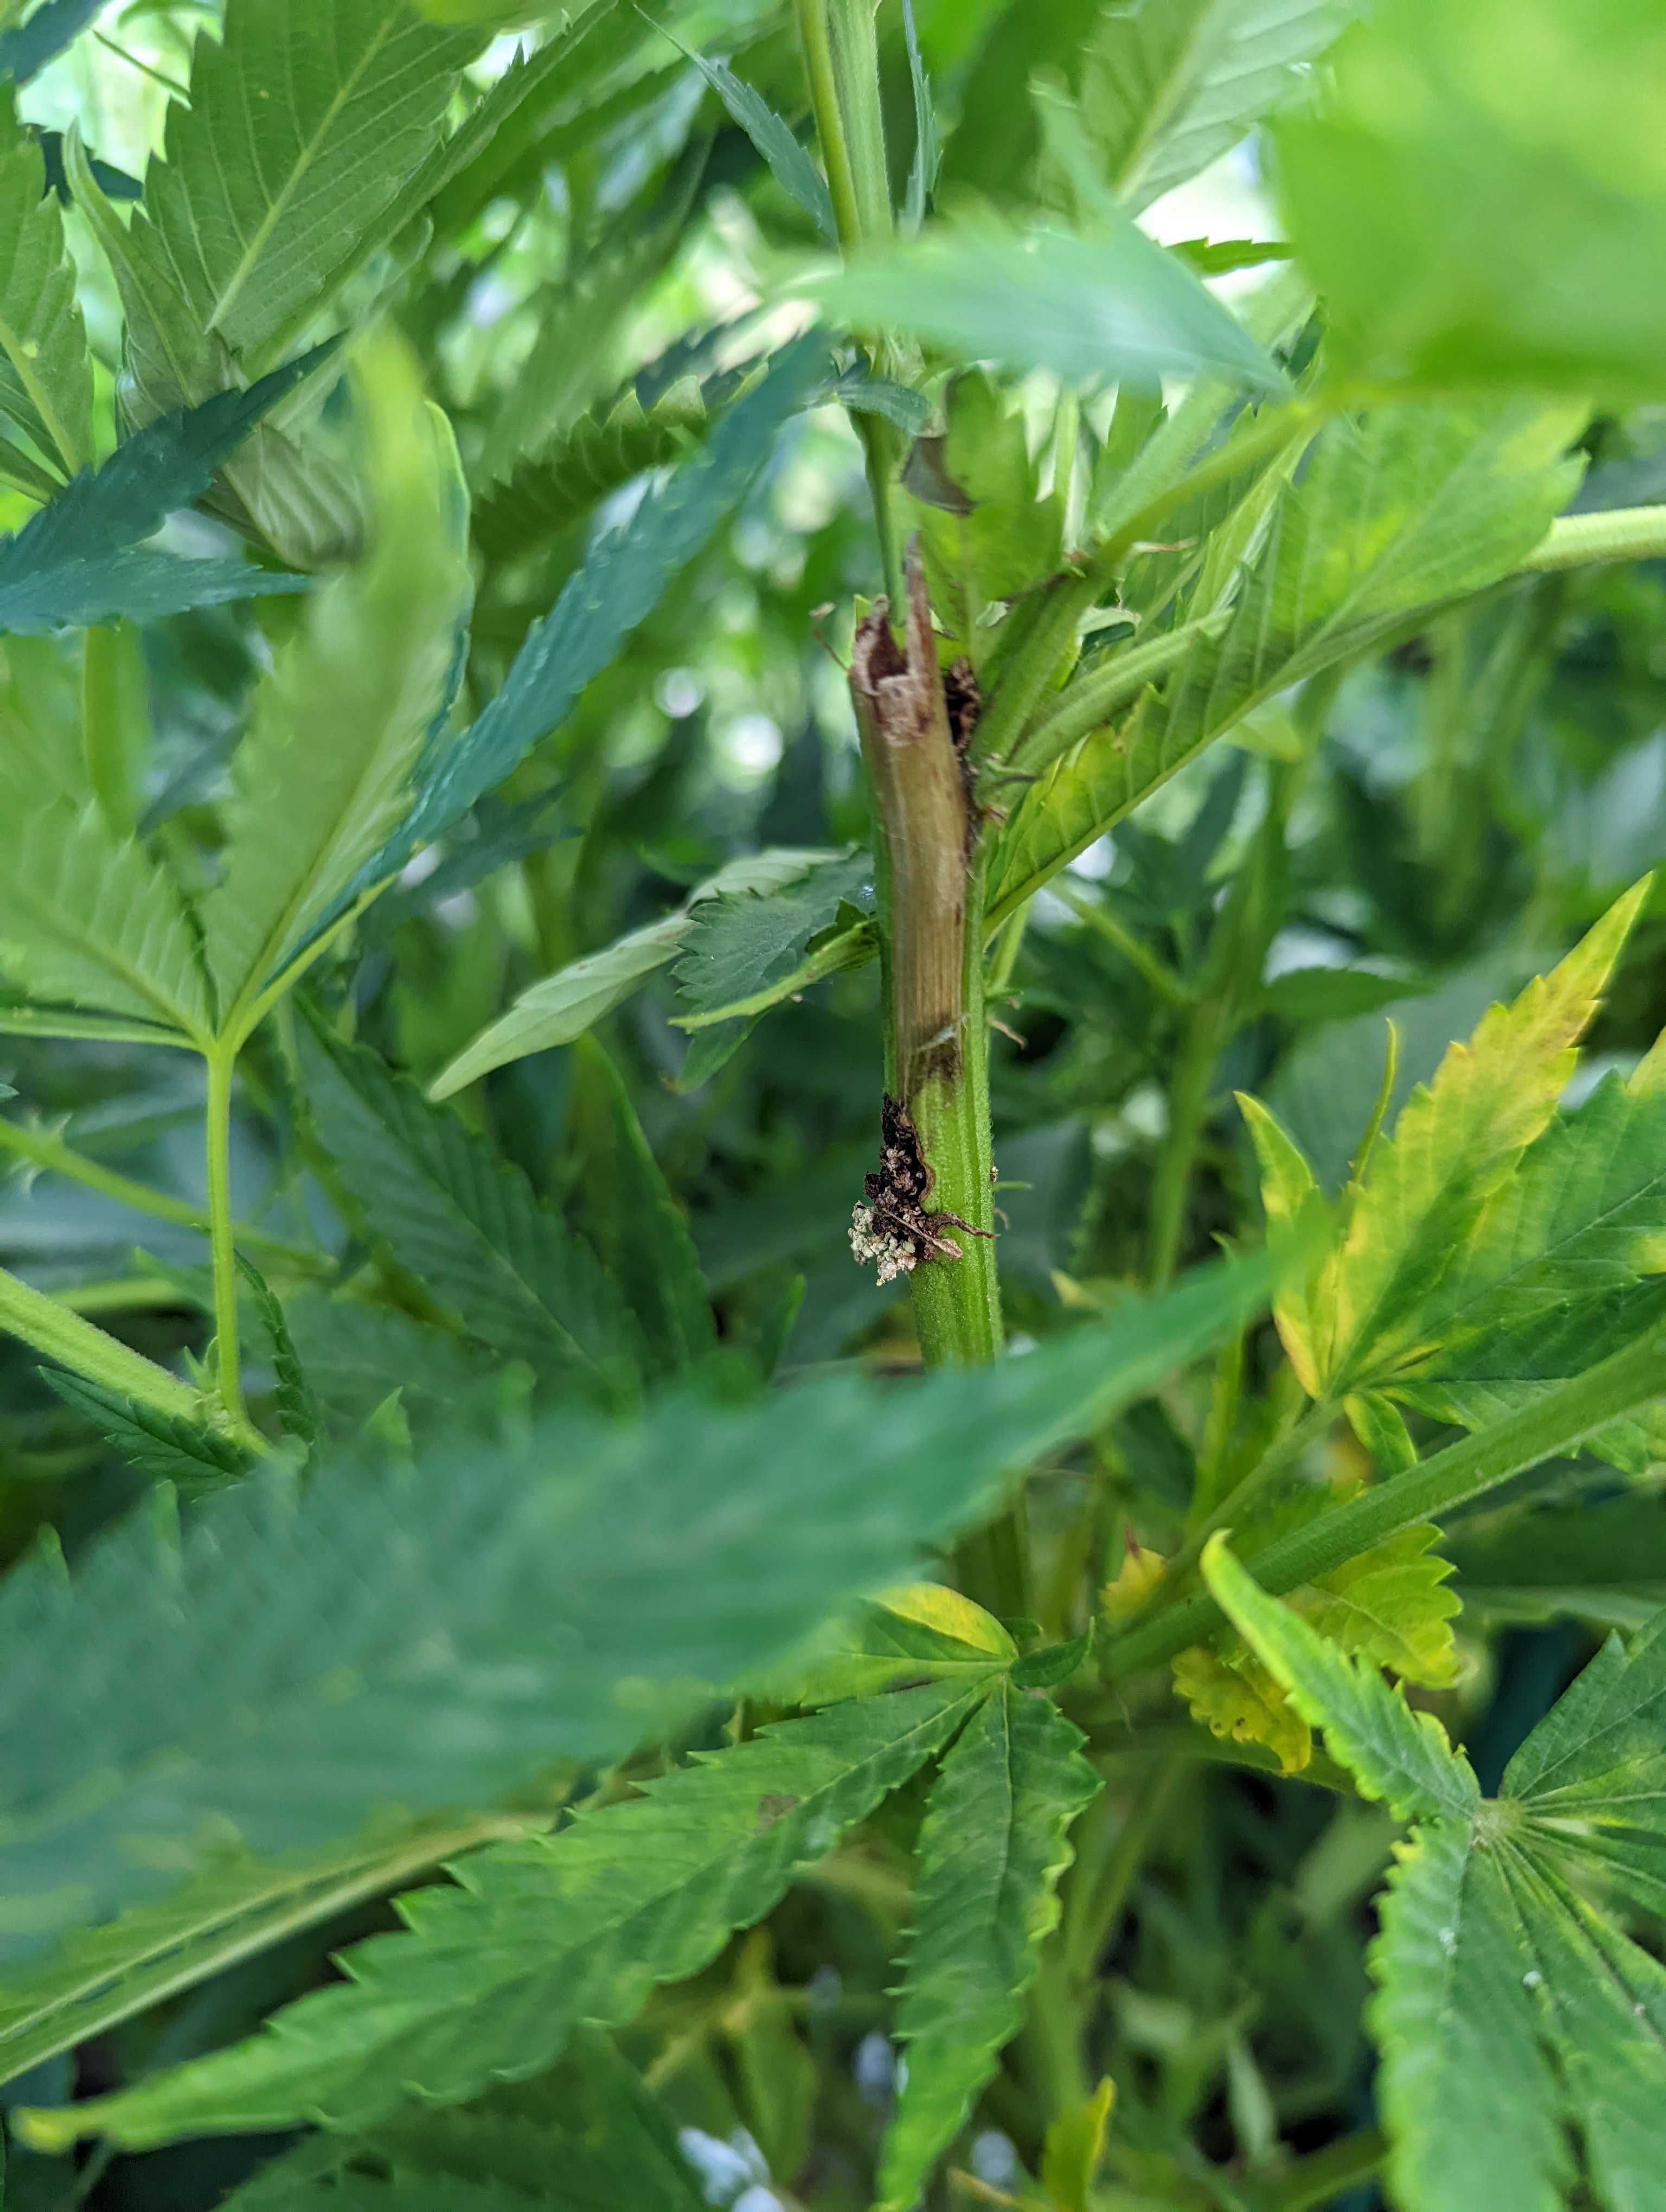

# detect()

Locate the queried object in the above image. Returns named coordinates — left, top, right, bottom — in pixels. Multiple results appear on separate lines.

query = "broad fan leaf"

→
left=380, top=332, right=828, bottom=873
left=986, top=400, right=1582, bottom=922
left=0, top=1809, right=539, bottom=2087
left=1075, top=0, right=1364, bottom=215
left=819, top=215, right=1287, bottom=396
left=431, top=848, right=860, bottom=1097
left=0, top=99, right=91, bottom=477
left=0, top=800, right=214, bottom=1036
left=216, top=2032, right=710, bottom=2210
left=876, top=1684, right=1100, bottom=2211
left=0, top=1249, right=1276, bottom=1951
left=34, top=1683, right=986, bottom=2147
left=137, top=0, right=478, bottom=372
left=298, top=1015, right=642, bottom=1395
left=200, top=339, right=472, bottom=1026
left=0, top=353, right=324, bottom=635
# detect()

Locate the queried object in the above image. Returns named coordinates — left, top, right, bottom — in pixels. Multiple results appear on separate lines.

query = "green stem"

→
left=0, top=1114, right=321, bottom=1269
left=0, top=1261, right=207, bottom=1426
left=1063, top=1759, right=1184, bottom=1977
left=1008, top=616, right=1221, bottom=780
left=1103, top=1324, right=1666, bottom=1679
left=204, top=1045, right=244, bottom=1425
left=81, top=626, right=136, bottom=836
left=1052, top=883, right=1190, bottom=1005
left=1145, top=993, right=1228, bottom=1291
left=1521, top=503, right=1666, bottom=573
left=1258, top=2126, right=1387, bottom=2212
left=56, top=1277, right=192, bottom=1316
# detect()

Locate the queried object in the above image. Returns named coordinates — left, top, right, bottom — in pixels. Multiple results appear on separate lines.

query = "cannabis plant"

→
left=1, top=0, right=1666, bottom=2206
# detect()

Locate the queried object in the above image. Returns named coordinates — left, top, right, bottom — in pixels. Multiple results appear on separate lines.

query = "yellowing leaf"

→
left=1042, top=2076, right=1116, bottom=2212
left=1174, top=1639, right=1313, bottom=1773
left=1101, top=1543, right=1168, bottom=1621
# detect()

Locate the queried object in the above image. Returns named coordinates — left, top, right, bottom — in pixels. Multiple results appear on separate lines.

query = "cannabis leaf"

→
left=431, top=848, right=862, bottom=1097
left=0, top=354, right=323, bottom=635
left=199, top=339, right=472, bottom=1027
left=33, top=1683, right=986, bottom=2147
left=0, top=97, right=91, bottom=478
left=1203, top=1536, right=1666, bottom=2212
left=876, top=1684, right=1100, bottom=2210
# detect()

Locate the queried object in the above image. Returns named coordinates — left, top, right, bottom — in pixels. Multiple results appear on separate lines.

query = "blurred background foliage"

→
left=0, top=1, right=1664, bottom=2207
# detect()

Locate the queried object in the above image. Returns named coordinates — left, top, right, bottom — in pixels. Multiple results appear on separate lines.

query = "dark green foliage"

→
left=0, top=3, right=1663, bottom=2207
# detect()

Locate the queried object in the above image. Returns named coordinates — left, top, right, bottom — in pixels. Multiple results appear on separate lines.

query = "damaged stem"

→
left=850, top=550, right=1002, bottom=1367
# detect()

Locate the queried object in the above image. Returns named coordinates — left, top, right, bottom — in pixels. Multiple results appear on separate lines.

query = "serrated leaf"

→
left=200, top=340, right=472, bottom=1027
left=139, top=0, right=477, bottom=370
left=39, top=1371, right=250, bottom=1493
left=1368, top=1824, right=1568, bottom=2212
left=0, top=1809, right=536, bottom=2088
left=987, top=401, right=1583, bottom=922
left=1200, top=1536, right=1477, bottom=1821
left=430, top=847, right=856, bottom=1097
left=1445, top=1493, right=1666, bottom=1632
left=876, top=1686, right=1100, bottom=2211
left=671, top=849, right=873, bottom=1026
left=566, top=1036, right=716, bottom=1381
left=0, top=799, right=214, bottom=1036
left=1177, top=1514, right=1458, bottom=1774
left=755, top=1581, right=1016, bottom=1709
left=283, top=1293, right=504, bottom=1445
left=298, top=1015, right=642, bottom=1395
left=236, top=1256, right=318, bottom=1455
left=382, top=333, right=828, bottom=872
left=665, top=33, right=834, bottom=239
left=39, top=1683, right=984, bottom=2149
left=0, top=1246, right=1278, bottom=1954
left=913, top=370, right=1065, bottom=622
left=0, top=99, right=91, bottom=475
left=1309, top=883, right=1648, bottom=1396
left=1077, top=0, right=1364, bottom=215
left=818, top=215, right=1287, bottom=396
left=471, top=376, right=726, bottom=563
left=0, top=354, right=323, bottom=635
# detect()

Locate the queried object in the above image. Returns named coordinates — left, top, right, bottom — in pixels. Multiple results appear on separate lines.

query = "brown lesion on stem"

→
left=850, top=545, right=975, bottom=1101
left=850, top=1094, right=993, bottom=1285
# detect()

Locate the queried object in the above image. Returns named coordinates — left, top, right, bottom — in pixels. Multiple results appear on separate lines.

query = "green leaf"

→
left=663, top=31, right=834, bottom=239
left=266, top=2031, right=711, bottom=2211
left=0, top=99, right=91, bottom=475
left=902, top=0, right=937, bottom=230
left=566, top=1036, right=717, bottom=1381
left=671, top=849, right=873, bottom=1027
left=1445, top=1493, right=1666, bottom=1630
left=1308, top=883, right=1649, bottom=1397
left=1041, top=2078, right=1116, bottom=2212
left=385, top=332, right=828, bottom=870
left=0, top=1810, right=537, bottom=2088
left=818, top=215, right=1287, bottom=395
left=1368, top=1823, right=1568, bottom=2212
left=36, top=1682, right=985, bottom=2149
left=200, top=340, right=472, bottom=1028
left=471, top=374, right=729, bottom=563
left=876, top=1684, right=1100, bottom=2211
left=0, top=799, right=213, bottom=1036
left=0, top=353, right=324, bottom=635
left=912, top=370, right=1065, bottom=622
left=1200, top=1536, right=1477, bottom=1821
left=283, top=1293, right=503, bottom=1446
left=753, top=1581, right=1016, bottom=1708
left=1076, top=0, right=1364, bottom=215
left=297, top=1015, right=643, bottom=1395
left=0, top=1246, right=1277, bottom=1951
left=988, top=401, right=1582, bottom=922
left=235, top=1257, right=318, bottom=1456
left=1504, top=1607, right=1666, bottom=1848
left=138, top=0, right=477, bottom=371
left=1278, top=0, right=1666, bottom=399
left=430, top=847, right=860, bottom=1097
left=0, top=0, right=101, bottom=85
left=39, top=1372, right=250, bottom=1493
